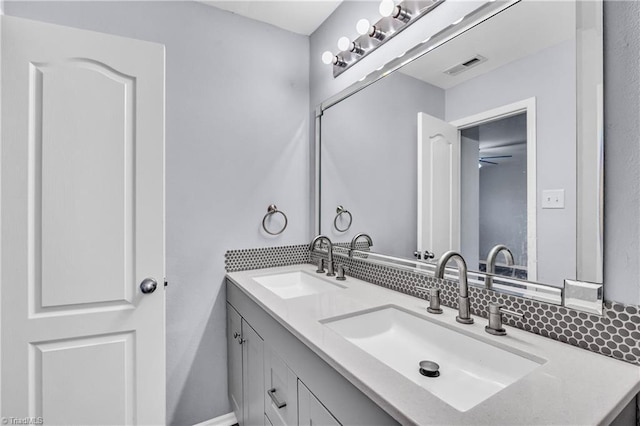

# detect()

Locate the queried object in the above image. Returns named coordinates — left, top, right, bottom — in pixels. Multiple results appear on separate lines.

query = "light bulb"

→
left=379, top=0, right=395, bottom=17
left=321, top=51, right=334, bottom=65
left=337, top=36, right=351, bottom=52
left=356, top=19, right=371, bottom=36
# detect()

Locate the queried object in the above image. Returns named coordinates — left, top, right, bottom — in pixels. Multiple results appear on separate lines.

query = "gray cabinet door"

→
left=298, top=380, right=341, bottom=426
left=227, top=303, right=243, bottom=424
left=264, top=344, right=298, bottom=426
left=242, top=319, right=265, bottom=426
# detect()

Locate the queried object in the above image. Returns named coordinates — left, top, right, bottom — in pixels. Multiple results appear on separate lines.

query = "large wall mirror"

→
left=317, top=0, right=603, bottom=295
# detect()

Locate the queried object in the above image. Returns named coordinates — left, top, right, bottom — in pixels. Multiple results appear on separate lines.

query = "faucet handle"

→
left=485, top=303, right=524, bottom=336
left=414, top=251, right=422, bottom=260
left=426, top=288, right=443, bottom=314
left=336, top=265, right=348, bottom=281
left=416, top=286, right=443, bottom=314
left=315, top=258, right=325, bottom=274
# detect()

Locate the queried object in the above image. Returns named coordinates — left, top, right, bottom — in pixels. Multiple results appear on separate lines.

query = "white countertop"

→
left=227, top=264, right=640, bottom=426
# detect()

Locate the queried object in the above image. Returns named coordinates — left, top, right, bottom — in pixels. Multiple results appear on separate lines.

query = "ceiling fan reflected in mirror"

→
left=479, top=154, right=512, bottom=166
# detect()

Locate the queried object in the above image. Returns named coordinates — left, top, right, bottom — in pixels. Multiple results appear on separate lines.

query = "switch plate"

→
left=542, top=189, right=565, bottom=209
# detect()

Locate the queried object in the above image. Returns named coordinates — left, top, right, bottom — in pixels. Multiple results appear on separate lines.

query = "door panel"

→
left=1, top=16, right=165, bottom=423
left=36, top=60, right=136, bottom=309
left=33, top=332, right=134, bottom=424
left=417, top=112, right=461, bottom=257
left=242, top=320, right=264, bottom=426
left=227, top=303, right=243, bottom=425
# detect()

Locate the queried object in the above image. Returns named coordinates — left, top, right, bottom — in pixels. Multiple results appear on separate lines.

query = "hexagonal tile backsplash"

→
left=225, top=244, right=640, bottom=366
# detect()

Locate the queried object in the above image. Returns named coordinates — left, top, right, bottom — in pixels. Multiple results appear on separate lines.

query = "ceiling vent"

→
left=443, top=55, right=488, bottom=76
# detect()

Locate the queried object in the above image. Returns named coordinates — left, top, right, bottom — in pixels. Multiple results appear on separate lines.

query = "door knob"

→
left=140, top=278, right=158, bottom=294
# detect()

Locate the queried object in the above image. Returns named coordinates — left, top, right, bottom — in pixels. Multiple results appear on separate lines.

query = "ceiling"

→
left=401, top=0, right=575, bottom=89
left=198, top=0, right=344, bottom=35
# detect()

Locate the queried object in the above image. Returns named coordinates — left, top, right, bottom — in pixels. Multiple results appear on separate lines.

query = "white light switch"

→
left=542, top=189, right=565, bottom=209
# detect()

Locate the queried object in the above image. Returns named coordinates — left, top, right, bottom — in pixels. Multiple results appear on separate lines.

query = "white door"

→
left=417, top=112, right=460, bottom=258
left=1, top=16, right=165, bottom=424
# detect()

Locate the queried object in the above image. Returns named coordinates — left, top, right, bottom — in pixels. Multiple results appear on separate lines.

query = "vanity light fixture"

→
left=378, top=0, right=396, bottom=16
left=334, top=56, right=347, bottom=67
left=348, top=42, right=365, bottom=55
left=367, top=25, right=387, bottom=41
left=339, top=37, right=365, bottom=55
left=392, top=5, right=412, bottom=23
left=337, top=36, right=351, bottom=51
left=322, top=51, right=347, bottom=67
left=356, top=18, right=386, bottom=40
left=380, top=0, right=412, bottom=23
left=324, top=0, right=445, bottom=77
left=379, top=0, right=396, bottom=17
left=356, top=19, right=371, bottom=36
left=321, top=51, right=334, bottom=65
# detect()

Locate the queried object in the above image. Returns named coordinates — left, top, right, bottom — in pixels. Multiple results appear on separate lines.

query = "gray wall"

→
left=4, top=2, right=311, bottom=424
left=479, top=153, right=528, bottom=267
left=321, top=72, right=444, bottom=257
left=446, top=40, right=576, bottom=286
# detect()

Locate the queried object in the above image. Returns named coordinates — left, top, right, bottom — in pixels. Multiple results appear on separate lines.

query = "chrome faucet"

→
left=434, top=251, right=474, bottom=324
left=349, top=233, right=373, bottom=257
left=486, top=244, right=514, bottom=290
left=309, top=235, right=335, bottom=276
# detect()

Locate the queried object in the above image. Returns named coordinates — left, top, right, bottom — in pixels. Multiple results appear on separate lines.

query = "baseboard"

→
left=193, top=412, right=237, bottom=426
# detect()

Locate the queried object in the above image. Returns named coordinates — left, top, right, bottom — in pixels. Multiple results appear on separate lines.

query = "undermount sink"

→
left=322, top=305, right=545, bottom=412
left=252, top=270, right=345, bottom=299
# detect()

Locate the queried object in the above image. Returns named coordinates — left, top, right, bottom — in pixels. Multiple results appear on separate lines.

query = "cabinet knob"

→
left=233, top=331, right=244, bottom=344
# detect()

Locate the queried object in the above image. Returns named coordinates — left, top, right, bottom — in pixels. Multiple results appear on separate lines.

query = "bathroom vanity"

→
left=226, top=264, right=640, bottom=426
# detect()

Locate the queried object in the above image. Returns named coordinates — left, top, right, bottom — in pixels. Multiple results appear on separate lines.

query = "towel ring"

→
left=262, top=204, right=288, bottom=235
left=334, top=205, right=352, bottom=232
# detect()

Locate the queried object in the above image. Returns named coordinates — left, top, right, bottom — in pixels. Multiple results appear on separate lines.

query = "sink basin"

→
left=322, top=305, right=544, bottom=412
left=252, top=270, right=345, bottom=299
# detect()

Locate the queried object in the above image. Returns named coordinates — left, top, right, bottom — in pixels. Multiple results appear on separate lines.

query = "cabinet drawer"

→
left=264, top=344, right=298, bottom=426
